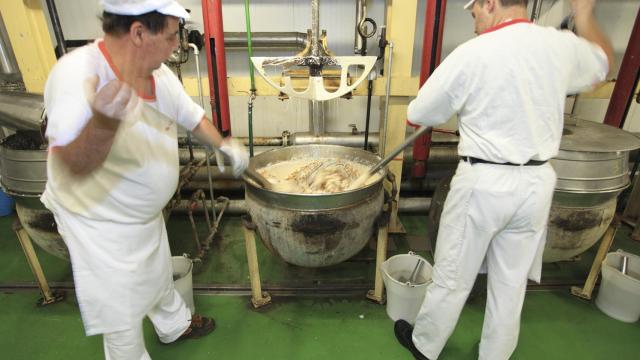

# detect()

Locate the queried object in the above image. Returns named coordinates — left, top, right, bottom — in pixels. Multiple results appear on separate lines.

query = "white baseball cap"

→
left=463, top=0, right=477, bottom=10
left=100, top=0, right=190, bottom=19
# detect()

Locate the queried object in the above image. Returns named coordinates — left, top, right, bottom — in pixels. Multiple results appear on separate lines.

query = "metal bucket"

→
left=245, top=145, right=385, bottom=267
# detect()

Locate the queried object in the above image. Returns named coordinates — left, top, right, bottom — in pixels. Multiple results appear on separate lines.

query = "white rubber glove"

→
left=219, top=138, right=249, bottom=177
left=84, top=75, right=140, bottom=124
left=214, top=149, right=226, bottom=173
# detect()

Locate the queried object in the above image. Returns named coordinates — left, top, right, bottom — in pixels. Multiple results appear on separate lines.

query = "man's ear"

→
left=129, top=22, right=144, bottom=47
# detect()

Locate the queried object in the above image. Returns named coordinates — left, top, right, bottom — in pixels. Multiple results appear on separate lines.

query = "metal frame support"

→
left=381, top=0, right=420, bottom=232
left=571, top=216, right=621, bottom=300
left=367, top=217, right=390, bottom=304
left=0, top=0, right=57, bottom=93
left=241, top=215, right=272, bottom=308
left=603, top=6, right=640, bottom=128
left=13, top=220, right=64, bottom=306
left=367, top=176, right=394, bottom=303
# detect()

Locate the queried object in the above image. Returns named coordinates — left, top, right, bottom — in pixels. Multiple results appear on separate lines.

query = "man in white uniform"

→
left=394, top=1, right=612, bottom=359
left=41, top=1, right=249, bottom=358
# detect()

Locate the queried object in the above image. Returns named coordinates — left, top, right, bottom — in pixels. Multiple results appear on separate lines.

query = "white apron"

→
left=41, top=41, right=204, bottom=337
left=50, top=202, right=173, bottom=336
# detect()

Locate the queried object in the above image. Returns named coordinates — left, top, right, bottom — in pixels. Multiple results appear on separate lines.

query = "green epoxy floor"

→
left=1, top=213, right=639, bottom=359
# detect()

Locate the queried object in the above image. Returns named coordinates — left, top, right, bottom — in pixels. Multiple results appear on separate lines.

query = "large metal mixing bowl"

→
left=245, top=145, right=386, bottom=267
left=0, top=133, right=69, bottom=260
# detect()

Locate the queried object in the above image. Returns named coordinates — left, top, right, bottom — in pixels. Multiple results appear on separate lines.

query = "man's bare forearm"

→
left=574, top=8, right=614, bottom=72
left=53, top=113, right=119, bottom=176
left=191, top=117, right=224, bottom=149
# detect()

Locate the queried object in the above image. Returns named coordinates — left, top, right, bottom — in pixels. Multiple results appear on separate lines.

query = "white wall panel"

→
left=43, top=1, right=640, bottom=137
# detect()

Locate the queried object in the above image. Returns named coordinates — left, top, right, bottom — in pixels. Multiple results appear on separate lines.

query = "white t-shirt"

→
left=42, top=40, right=204, bottom=223
left=407, top=20, right=608, bottom=164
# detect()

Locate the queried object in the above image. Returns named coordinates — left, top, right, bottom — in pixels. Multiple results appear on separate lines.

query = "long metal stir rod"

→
left=370, top=126, right=430, bottom=176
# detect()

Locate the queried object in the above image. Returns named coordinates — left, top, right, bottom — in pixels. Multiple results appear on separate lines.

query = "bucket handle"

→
left=181, top=253, right=196, bottom=272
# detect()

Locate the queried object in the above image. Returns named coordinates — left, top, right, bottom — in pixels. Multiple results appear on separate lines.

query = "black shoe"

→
left=394, top=320, right=430, bottom=360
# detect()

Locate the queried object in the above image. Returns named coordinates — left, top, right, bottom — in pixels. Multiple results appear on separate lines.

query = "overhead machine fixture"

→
left=250, top=0, right=377, bottom=101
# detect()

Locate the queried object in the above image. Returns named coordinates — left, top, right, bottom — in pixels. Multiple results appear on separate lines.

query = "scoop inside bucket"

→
left=381, top=253, right=433, bottom=324
left=172, top=256, right=195, bottom=315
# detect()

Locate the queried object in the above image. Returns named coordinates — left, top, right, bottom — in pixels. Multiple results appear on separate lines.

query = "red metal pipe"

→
left=603, top=6, right=640, bottom=129
left=202, top=0, right=232, bottom=135
left=412, top=0, right=447, bottom=178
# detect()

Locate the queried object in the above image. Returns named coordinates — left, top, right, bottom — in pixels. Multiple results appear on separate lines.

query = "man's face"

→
left=140, top=17, right=180, bottom=73
left=471, top=1, right=493, bottom=35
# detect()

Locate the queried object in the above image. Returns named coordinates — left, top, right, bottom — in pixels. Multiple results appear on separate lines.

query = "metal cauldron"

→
left=0, top=132, right=69, bottom=260
left=427, top=120, right=640, bottom=263
left=544, top=120, right=640, bottom=262
left=245, top=145, right=386, bottom=267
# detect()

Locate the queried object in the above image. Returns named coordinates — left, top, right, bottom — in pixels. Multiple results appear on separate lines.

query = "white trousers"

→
left=103, top=286, right=191, bottom=360
left=412, top=161, right=556, bottom=360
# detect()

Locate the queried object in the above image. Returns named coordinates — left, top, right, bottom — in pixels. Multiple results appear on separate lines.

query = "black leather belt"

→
left=461, top=156, right=547, bottom=166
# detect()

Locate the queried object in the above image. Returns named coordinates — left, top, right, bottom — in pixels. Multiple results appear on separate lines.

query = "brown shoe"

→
left=177, top=314, right=216, bottom=341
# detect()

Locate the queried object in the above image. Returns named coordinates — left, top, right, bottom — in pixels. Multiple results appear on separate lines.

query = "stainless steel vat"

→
left=0, top=133, right=47, bottom=194
left=0, top=132, right=68, bottom=260
left=15, top=201, right=69, bottom=260
left=0, top=92, right=46, bottom=131
left=544, top=120, right=640, bottom=262
left=245, top=145, right=385, bottom=267
left=426, top=120, right=640, bottom=263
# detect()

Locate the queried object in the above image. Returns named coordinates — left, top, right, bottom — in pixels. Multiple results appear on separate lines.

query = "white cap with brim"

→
left=463, top=0, right=477, bottom=10
left=101, top=0, right=190, bottom=19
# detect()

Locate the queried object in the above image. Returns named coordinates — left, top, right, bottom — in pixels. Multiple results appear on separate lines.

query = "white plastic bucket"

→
left=595, top=250, right=640, bottom=323
left=381, top=252, right=433, bottom=324
left=172, top=256, right=195, bottom=315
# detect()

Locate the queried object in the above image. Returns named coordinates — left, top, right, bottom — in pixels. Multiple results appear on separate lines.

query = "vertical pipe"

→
left=201, top=0, right=219, bottom=131
left=381, top=42, right=394, bottom=156
left=244, top=4, right=256, bottom=87
left=212, top=0, right=231, bottom=135
left=364, top=72, right=374, bottom=150
left=244, top=0, right=256, bottom=157
left=202, top=0, right=231, bottom=135
left=604, top=6, right=640, bottom=129
left=412, top=0, right=447, bottom=178
left=354, top=0, right=365, bottom=54
left=190, top=43, right=217, bottom=223
left=530, top=0, right=544, bottom=22
left=311, top=0, right=320, bottom=57
left=309, top=100, right=325, bottom=136
left=0, top=14, right=19, bottom=75
left=44, top=0, right=66, bottom=56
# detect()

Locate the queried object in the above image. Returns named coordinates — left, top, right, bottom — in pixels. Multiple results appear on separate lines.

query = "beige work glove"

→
left=218, top=138, right=249, bottom=178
